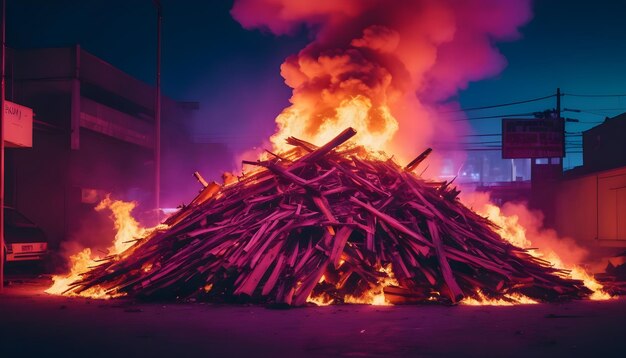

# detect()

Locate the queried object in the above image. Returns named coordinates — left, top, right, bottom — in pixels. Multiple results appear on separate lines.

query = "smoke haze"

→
left=232, top=0, right=532, bottom=168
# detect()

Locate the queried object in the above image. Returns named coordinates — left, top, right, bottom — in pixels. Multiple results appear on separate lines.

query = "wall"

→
left=554, top=166, right=626, bottom=248
left=597, top=169, right=626, bottom=241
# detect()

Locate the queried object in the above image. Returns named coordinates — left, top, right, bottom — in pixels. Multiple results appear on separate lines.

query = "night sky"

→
left=7, top=0, right=626, bottom=170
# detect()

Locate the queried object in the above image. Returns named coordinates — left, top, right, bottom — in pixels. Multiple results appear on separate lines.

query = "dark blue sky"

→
left=7, top=0, right=626, bottom=169
left=453, top=0, right=626, bottom=168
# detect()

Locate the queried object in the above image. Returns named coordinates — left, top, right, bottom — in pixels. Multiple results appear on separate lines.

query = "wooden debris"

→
left=66, top=127, right=591, bottom=305
left=405, top=147, right=432, bottom=172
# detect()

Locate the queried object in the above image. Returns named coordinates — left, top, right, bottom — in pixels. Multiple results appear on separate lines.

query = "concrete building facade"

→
left=4, top=46, right=205, bottom=250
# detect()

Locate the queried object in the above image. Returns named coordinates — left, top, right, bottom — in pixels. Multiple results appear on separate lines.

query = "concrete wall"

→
left=554, top=166, right=626, bottom=248
left=597, top=169, right=626, bottom=241
left=554, top=172, right=598, bottom=244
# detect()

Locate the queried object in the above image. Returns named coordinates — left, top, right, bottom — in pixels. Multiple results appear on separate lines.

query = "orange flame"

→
left=475, top=201, right=611, bottom=301
left=272, top=95, right=398, bottom=155
left=307, top=292, right=335, bottom=306
left=461, top=290, right=538, bottom=306
left=95, top=196, right=147, bottom=255
left=46, top=196, right=165, bottom=298
left=307, top=263, right=397, bottom=306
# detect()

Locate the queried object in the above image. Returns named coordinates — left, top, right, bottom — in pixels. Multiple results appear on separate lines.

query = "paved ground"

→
left=1, top=275, right=625, bottom=358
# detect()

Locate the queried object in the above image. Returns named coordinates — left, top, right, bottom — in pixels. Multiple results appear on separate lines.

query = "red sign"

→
left=502, top=118, right=564, bottom=159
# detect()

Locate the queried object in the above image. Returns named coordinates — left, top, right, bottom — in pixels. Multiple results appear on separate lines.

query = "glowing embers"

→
left=461, top=290, right=538, bottom=306
left=307, top=262, right=397, bottom=306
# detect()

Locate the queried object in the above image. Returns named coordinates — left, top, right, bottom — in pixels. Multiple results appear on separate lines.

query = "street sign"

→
left=502, top=118, right=564, bottom=159
left=4, top=100, right=33, bottom=148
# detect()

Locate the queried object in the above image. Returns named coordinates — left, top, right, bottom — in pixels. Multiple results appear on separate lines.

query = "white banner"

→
left=4, top=100, right=33, bottom=148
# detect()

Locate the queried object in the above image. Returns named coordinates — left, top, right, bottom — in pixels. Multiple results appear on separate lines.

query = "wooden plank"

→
left=428, top=220, right=464, bottom=303
left=296, top=127, right=356, bottom=165
left=312, top=195, right=339, bottom=224
left=262, top=254, right=286, bottom=295
left=293, top=257, right=330, bottom=306
left=235, top=242, right=283, bottom=296
left=350, top=196, right=432, bottom=254
left=329, top=221, right=354, bottom=268
left=405, top=148, right=433, bottom=172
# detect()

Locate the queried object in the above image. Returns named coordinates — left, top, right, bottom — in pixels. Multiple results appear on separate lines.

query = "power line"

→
left=564, top=93, right=626, bottom=98
left=459, top=141, right=502, bottom=145
left=460, top=133, right=582, bottom=138
left=440, top=91, right=626, bottom=117
left=451, top=112, right=537, bottom=122
left=440, top=94, right=555, bottom=114
left=568, top=107, right=626, bottom=111
left=564, top=109, right=612, bottom=118
left=569, top=120, right=604, bottom=124
left=459, top=133, right=501, bottom=137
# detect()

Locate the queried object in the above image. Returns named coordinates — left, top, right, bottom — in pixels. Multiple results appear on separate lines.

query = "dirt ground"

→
left=1, top=275, right=625, bottom=358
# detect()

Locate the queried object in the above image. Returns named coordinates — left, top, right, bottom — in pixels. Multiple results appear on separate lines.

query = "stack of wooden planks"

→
left=66, top=127, right=591, bottom=304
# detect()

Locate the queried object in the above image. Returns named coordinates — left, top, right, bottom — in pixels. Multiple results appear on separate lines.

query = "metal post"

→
left=154, top=1, right=162, bottom=223
left=0, top=0, right=6, bottom=292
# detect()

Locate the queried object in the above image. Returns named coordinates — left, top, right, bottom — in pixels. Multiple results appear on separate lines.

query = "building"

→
left=583, top=113, right=626, bottom=172
left=553, top=114, right=626, bottom=251
left=4, top=46, right=224, bottom=251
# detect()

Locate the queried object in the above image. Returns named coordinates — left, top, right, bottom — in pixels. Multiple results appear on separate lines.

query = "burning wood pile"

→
left=64, top=128, right=591, bottom=305
left=597, top=252, right=626, bottom=296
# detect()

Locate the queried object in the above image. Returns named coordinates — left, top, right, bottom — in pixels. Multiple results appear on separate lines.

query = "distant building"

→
left=553, top=113, right=626, bottom=250
left=5, top=46, right=229, bottom=250
left=583, top=113, right=626, bottom=172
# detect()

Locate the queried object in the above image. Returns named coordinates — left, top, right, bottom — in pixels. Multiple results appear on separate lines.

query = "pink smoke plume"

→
left=232, top=0, right=532, bottom=169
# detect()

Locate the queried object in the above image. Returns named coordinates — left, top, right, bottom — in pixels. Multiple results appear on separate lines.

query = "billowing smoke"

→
left=232, top=0, right=532, bottom=167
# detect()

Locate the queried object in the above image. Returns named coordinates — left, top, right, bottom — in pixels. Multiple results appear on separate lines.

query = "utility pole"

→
left=556, top=87, right=561, bottom=119
left=556, top=87, right=563, bottom=172
left=153, top=1, right=162, bottom=223
left=0, top=0, right=6, bottom=292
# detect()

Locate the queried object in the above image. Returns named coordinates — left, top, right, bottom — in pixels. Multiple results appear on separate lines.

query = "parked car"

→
left=3, top=207, right=48, bottom=262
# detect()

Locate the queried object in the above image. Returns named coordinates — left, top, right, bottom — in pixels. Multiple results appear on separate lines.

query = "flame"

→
left=461, top=290, right=538, bottom=306
left=230, top=1, right=554, bottom=305
left=476, top=202, right=611, bottom=301
left=46, top=196, right=163, bottom=298
left=344, top=290, right=390, bottom=306
left=345, top=264, right=397, bottom=305
left=307, top=293, right=335, bottom=306
left=272, top=95, right=398, bottom=154
left=307, top=263, right=397, bottom=306
left=232, top=0, right=533, bottom=166
left=45, top=248, right=95, bottom=296
left=95, top=196, right=147, bottom=255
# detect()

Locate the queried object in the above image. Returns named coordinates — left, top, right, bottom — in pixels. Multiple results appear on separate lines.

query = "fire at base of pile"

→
left=60, top=128, right=593, bottom=305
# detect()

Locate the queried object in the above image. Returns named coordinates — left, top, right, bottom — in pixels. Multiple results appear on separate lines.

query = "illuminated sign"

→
left=502, top=118, right=564, bottom=159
